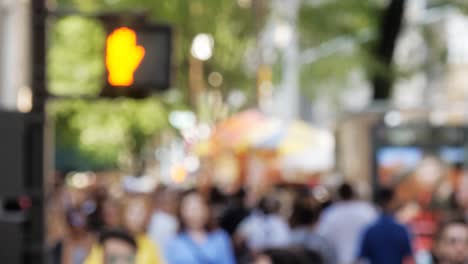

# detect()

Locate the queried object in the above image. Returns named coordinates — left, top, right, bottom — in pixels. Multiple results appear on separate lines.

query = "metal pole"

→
left=0, top=0, right=31, bottom=111
left=29, top=0, right=47, bottom=263
left=31, top=0, right=47, bottom=113
left=272, top=0, right=301, bottom=121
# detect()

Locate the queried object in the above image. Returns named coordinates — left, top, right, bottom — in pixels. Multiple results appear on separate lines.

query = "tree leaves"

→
left=50, top=98, right=168, bottom=171
left=48, top=0, right=258, bottom=170
left=297, top=0, right=381, bottom=98
left=48, top=16, right=105, bottom=96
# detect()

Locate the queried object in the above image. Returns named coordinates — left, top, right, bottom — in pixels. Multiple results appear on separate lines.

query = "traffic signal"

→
left=46, top=12, right=172, bottom=98
left=106, top=27, right=145, bottom=87
left=99, top=15, right=172, bottom=98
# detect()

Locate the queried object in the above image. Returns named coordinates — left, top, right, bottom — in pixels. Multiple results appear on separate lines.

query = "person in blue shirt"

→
left=165, top=190, right=235, bottom=264
left=357, top=187, right=414, bottom=264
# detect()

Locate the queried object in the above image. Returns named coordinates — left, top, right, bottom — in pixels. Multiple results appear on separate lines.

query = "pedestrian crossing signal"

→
left=101, top=20, right=172, bottom=98
left=106, top=27, right=146, bottom=87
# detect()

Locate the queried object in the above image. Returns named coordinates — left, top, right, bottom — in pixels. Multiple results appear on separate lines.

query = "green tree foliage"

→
left=48, top=0, right=257, bottom=171
left=48, top=16, right=105, bottom=96
left=49, top=98, right=168, bottom=171
left=53, top=0, right=256, bottom=92
left=297, top=0, right=382, bottom=97
left=297, top=0, right=468, bottom=99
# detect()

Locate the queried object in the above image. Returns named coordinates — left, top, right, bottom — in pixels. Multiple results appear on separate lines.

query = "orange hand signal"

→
left=106, top=27, right=145, bottom=86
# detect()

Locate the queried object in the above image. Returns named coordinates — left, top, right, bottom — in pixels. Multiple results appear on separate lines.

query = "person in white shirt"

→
left=148, top=188, right=179, bottom=250
left=236, top=194, right=290, bottom=253
left=317, top=183, right=377, bottom=264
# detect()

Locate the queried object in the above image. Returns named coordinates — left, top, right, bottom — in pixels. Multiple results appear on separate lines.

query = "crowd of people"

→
left=47, top=179, right=468, bottom=264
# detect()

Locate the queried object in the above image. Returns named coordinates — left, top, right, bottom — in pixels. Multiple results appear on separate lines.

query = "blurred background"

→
left=2, top=0, right=468, bottom=263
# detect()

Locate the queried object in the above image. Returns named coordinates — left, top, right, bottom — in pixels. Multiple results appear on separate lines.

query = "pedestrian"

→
left=165, top=190, right=236, bottom=264
left=85, top=196, right=166, bottom=264
left=50, top=206, right=95, bottom=264
left=317, top=183, right=377, bottom=264
left=432, top=219, right=468, bottom=264
left=100, top=229, right=137, bottom=264
left=236, top=192, right=291, bottom=253
left=148, top=187, right=179, bottom=250
left=219, top=188, right=252, bottom=263
left=101, top=197, right=121, bottom=230
left=219, top=188, right=250, bottom=236
left=356, top=187, right=413, bottom=264
left=290, top=197, right=336, bottom=264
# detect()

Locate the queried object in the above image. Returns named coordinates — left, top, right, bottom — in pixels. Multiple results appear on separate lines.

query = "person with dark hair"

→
left=219, top=188, right=251, bottom=262
left=236, top=192, right=290, bottom=253
left=432, top=219, right=468, bottom=264
left=85, top=196, right=166, bottom=264
left=317, top=183, right=377, bottom=264
left=100, top=229, right=137, bottom=264
left=148, top=187, right=179, bottom=250
left=338, top=184, right=355, bottom=201
left=51, top=207, right=95, bottom=264
left=219, top=188, right=250, bottom=236
left=290, top=198, right=336, bottom=264
left=357, top=187, right=413, bottom=264
left=165, top=190, right=235, bottom=264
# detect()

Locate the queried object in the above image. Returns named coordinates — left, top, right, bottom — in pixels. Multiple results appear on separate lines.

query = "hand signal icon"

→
left=106, top=27, right=145, bottom=86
